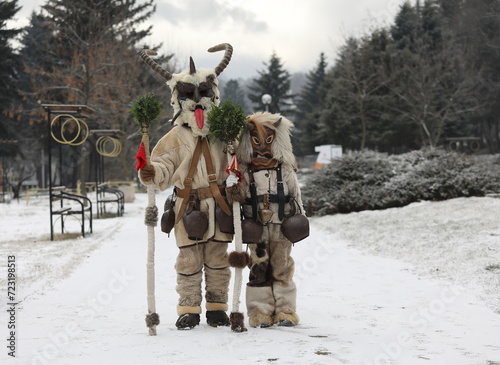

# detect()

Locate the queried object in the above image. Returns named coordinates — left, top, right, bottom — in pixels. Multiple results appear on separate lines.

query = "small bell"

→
left=258, top=208, right=274, bottom=224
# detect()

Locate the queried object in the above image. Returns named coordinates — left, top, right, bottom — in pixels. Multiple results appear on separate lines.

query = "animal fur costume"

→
left=227, top=112, right=305, bottom=327
left=138, top=44, right=234, bottom=329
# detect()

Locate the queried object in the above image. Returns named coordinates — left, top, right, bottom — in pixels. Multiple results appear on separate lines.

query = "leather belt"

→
left=245, top=194, right=290, bottom=204
left=177, top=185, right=226, bottom=200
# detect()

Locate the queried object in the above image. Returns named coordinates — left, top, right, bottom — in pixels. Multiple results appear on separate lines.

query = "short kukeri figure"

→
left=227, top=112, right=309, bottom=328
left=138, top=44, right=234, bottom=329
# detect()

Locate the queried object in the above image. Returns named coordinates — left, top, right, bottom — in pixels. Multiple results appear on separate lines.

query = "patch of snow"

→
left=1, top=191, right=499, bottom=364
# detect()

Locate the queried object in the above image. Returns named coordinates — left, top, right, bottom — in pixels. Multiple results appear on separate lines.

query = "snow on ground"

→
left=0, top=190, right=499, bottom=365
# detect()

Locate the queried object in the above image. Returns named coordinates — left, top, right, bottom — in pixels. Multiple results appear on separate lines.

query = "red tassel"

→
left=135, top=142, right=147, bottom=171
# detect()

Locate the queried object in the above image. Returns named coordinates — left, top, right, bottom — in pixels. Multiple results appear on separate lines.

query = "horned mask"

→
left=237, top=112, right=296, bottom=169
left=140, top=43, right=233, bottom=137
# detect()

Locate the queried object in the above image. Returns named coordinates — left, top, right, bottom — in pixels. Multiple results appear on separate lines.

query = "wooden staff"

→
left=142, top=130, right=159, bottom=336
left=130, top=94, right=161, bottom=336
left=226, top=148, right=249, bottom=332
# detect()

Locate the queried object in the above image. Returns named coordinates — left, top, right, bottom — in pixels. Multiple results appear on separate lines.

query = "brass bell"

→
left=258, top=208, right=274, bottom=224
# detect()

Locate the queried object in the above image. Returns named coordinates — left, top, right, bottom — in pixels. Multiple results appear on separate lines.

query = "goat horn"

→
left=189, top=57, right=196, bottom=75
left=207, top=43, right=233, bottom=76
left=140, top=49, right=173, bottom=81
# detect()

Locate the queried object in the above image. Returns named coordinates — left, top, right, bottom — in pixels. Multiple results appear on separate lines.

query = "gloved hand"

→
left=140, top=164, right=155, bottom=184
left=226, top=171, right=239, bottom=187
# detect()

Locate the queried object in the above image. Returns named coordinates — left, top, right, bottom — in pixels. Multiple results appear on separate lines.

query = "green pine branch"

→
left=207, top=99, right=246, bottom=144
left=129, top=93, right=162, bottom=133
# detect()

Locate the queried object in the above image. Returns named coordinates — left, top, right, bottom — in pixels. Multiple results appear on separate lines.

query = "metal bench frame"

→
left=50, top=186, right=93, bottom=240
left=96, top=184, right=124, bottom=217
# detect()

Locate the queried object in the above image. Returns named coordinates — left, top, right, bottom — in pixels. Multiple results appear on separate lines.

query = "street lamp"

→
left=261, top=94, right=272, bottom=112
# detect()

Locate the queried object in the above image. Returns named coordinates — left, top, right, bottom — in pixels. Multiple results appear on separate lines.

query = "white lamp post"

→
left=261, top=94, right=272, bottom=112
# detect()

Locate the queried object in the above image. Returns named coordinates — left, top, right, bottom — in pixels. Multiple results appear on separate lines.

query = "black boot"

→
left=206, top=310, right=230, bottom=327
left=277, top=319, right=295, bottom=327
left=175, top=313, right=200, bottom=330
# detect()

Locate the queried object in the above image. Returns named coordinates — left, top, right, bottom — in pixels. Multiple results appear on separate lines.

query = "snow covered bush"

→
left=302, top=149, right=500, bottom=216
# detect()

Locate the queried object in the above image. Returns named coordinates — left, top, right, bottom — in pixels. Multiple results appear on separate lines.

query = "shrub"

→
left=302, top=149, right=500, bottom=216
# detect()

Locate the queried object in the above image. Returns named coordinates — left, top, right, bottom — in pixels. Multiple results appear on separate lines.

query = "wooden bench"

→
left=96, top=184, right=125, bottom=217
left=50, top=186, right=93, bottom=240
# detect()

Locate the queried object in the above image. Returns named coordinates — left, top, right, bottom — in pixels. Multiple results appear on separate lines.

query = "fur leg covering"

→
left=228, top=251, right=250, bottom=268
left=273, top=312, right=299, bottom=326
left=206, top=302, right=228, bottom=312
left=246, top=285, right=274, bottom=328
left=248, top=313, right=273, bottom=328
left=177, top=305, right=202, bottom=315
left=273, top=282, right=297, bottom=315
left=230, top=312, right=248, bottom=332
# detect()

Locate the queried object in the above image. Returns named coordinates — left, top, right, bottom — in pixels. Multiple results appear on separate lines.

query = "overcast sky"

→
left=12, top=0, right=409, bottom=80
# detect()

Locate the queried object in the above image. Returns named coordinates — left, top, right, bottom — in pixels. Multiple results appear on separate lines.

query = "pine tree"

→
left=0, top=0, right=22, bottom=157
left=388, top=0, right=484, bottom=148
left=0, top=0, right=22, bottom=112
left=293, top=53, right=328, bottom=155
left=459, top=0, right=500, bottom=152
left=247, top=52, right=291, bottom=114
left=391, top=0, right=420, bottom=49
left=18, top=0, right=174, bottom=186
left=222, top=79, right=249, bottom=114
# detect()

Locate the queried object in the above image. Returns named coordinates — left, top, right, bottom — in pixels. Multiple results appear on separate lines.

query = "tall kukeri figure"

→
left=138, top=43, right=234, bottom=329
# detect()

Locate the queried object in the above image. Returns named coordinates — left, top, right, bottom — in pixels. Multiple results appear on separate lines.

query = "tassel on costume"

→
left=228, top=251, right=250, bottom=268
left=144, top=206, right=158, bottom=226
left=230, top=312, right=247, bottom=332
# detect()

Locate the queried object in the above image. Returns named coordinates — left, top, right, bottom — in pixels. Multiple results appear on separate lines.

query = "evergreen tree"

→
left=459, top=0, right=500, bottom=153
left=0, top=0, right=22, bottom=159
left=293, top=53, right=328, bottom=155
left=17, top=0, right=174, bottom=187
left=319, top=31, right=399, bottom=152
left=222, top=79, right=249, bottom=114
left=247, top=52, right=291, bottom=114
left=389, top=0, right=484, bottom=148
left=0, top=0, right=21, bottom=109
left=391, top=0, right=420, bottom=49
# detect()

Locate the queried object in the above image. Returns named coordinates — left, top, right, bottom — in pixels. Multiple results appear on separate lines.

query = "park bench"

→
left=96, top=184, right=125, bottom=217
left=50, top=186, right=93, bottom=240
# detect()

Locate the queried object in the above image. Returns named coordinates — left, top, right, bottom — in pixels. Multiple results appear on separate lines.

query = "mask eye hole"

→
left=252, top=136, right=260, bottom=145
left=199, top=88, right=213, bottom=98
left=198, top=82, right=214, bottom=98
left=176, top=83, right=196, bottom=100
left=266, top=135, right=274, bottom=144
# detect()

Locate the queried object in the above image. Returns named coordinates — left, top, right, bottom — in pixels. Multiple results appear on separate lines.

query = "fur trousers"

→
left=246, top=224, right=297, bottom=321
left=174, top=241, right=230, bottom=315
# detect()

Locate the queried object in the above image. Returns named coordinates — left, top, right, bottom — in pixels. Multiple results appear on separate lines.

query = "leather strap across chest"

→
left=176, top=137, right=231, bottom=223
left=248, top=163, right=287, bottom=221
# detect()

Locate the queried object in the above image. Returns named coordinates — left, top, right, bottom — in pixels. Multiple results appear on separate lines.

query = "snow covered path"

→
left=1, top=192, right=500, bottom=365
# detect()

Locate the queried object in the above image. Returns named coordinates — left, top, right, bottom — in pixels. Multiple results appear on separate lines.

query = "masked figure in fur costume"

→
left=139, top=44, right=234, bottom=329
left=226, top=112, right=308, bottom=328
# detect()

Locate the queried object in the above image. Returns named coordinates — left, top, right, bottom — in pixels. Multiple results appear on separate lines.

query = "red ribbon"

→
left=135, top=142, right=147, bottom=171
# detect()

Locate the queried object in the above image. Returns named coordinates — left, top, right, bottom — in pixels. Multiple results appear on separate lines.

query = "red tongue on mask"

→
left=194, top=108, right=204, bottom=129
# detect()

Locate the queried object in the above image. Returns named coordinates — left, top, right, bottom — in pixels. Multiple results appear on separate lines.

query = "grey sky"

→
left=11, top=0, right=409, bottom=80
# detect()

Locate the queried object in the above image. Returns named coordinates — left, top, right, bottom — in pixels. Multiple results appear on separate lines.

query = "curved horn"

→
left=189, top=57, right=196, bottom=75
left=207, top=43, right=233, bottom=76
left=140, top=49, right=173, bottom=81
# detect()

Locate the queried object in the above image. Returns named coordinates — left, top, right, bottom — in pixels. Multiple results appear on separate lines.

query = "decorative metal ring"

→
left=50, top=114, right=89, bottom=146
left=96, top=136, right=122, bottom=157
